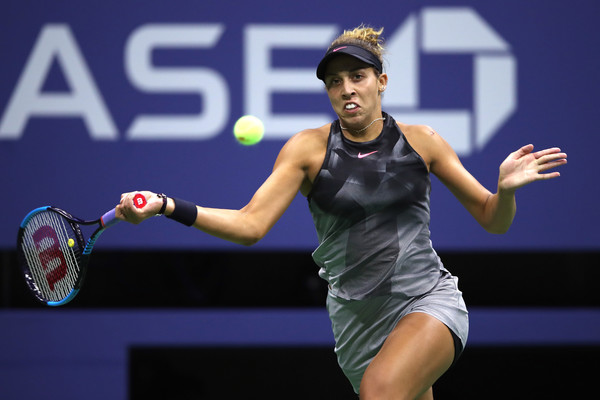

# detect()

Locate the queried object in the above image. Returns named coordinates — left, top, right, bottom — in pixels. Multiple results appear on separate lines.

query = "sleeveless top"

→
left=308, top=112, right=444, bottom=300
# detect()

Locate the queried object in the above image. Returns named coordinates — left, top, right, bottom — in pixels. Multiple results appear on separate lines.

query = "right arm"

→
left=189, top=141, right=309, bottom=245
left=116, top=129, right=324, bottom=246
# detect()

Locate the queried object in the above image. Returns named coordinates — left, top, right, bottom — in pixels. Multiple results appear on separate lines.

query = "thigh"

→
left=359, top=312, right=455, bottom=399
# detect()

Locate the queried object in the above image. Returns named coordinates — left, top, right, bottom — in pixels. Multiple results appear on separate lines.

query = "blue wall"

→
left=1, top=308, right=599, bottom=400
left=1, top=1, right=599, bottom=398
left=1, top=0, right=598, bottom=251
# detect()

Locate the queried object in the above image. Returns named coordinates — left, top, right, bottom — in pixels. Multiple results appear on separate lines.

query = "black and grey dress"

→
left=308, top=112, right=469, bottom=393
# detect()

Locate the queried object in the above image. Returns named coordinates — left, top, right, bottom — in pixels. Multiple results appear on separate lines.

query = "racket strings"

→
left=20, top=211, right=82, bottom=302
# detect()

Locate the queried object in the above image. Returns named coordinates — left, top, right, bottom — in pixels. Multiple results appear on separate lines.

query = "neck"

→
left=340, top=115, right=386, bottom=141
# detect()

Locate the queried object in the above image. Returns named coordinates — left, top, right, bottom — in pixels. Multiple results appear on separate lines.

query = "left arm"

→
left=406, top=125, right=567, bottom=233
left=484, top=144, right=567, bottom=232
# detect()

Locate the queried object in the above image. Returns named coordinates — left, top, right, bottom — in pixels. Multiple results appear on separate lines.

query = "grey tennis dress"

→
left=308, top=112, right=469, bottom=393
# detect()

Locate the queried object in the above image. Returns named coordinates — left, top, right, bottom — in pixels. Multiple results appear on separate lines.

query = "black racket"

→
left=16, top=194, right=147, bottom=306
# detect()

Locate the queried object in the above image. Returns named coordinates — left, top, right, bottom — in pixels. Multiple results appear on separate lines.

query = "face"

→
left=323, top=54, right=388, bottom=131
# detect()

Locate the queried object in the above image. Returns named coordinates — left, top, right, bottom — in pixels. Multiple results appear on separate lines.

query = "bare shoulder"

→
left=397, top=120, right=470, bottom=186
left=398, top=122, right=438, bottom=140
left=396, top=122, right=449, bottom=169
left=272, top=124, right=330, bottom=195
left=287, top=124, right=330, bottom=150
left=278, top=124, right=329, bottom=159
left=274, top=124, right=330, bottom=171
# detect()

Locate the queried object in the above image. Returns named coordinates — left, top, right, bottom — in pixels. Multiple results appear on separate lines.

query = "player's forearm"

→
left=480, top=189, right=516, bottom=234
left=165, top=200, right=264, bottom=246
left=202, top=207, right=267, bottom=246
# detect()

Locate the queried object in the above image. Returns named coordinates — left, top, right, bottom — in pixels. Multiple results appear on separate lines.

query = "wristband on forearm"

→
left=166, top=197, right=198, bottom=226
left=156, top=193, right=168, bottom=215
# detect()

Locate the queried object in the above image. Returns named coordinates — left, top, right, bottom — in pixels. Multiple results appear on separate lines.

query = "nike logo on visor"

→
left=358, top=151, right=378, bottom=159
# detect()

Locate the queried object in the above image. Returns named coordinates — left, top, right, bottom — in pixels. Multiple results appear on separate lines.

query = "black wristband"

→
left=156, top=193, right=168, bottom=216
left=166, top=197, right=197, bottom=226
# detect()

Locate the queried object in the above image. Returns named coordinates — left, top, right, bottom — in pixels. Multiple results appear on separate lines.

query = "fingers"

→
left=536, top=151, right=567, bottom=165
left=511, top=145, right=567, bottom=172
left=534, top=151, right=567, bottom=181
left=535, top=150, right=567, bottom=174
left=533, top=147, right=563, bottom=159
left=116, top=191, right=156, bottom=224
left=500, top=144, right=567, bottom=190
left=540, top=171, right=561, bottom=179
left=511, top=144, right=534, bottom=159
left=114, top=204, right=126, bottom=220
left=115, top=192, right=135, bottom=222
left=512, top=145, right=565, bottom=161
left=537, top=161, right=567, bottom=175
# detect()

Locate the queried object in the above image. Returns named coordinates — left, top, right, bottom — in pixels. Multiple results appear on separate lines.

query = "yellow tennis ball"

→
left=68, top=238, right=75, bottom=248
left=233, top=115, right=264, bottom=145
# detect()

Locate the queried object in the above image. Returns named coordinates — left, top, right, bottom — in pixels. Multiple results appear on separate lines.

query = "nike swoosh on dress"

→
left=357, top=151, right=378, bottom=159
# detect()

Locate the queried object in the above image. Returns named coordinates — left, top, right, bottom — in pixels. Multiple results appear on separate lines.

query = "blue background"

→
left=1, top=1, right=599, bottom=399
left=1, top=0, right=598, bottom=251
left=1, top=308, right=598, bottom=400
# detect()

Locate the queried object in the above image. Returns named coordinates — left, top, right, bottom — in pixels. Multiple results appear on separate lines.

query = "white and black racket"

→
left=16, top=194, right=147, bottom=306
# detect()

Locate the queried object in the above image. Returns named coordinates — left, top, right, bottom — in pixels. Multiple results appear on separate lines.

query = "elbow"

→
left=238, top=235, right=261, bottom=247
left=236, top=224, right=266, bottom=246
left=234, top=208, right=273, bottom=246
left=485, top=226, right=510, bottom=235
left=482, top=221, right=512, bottom=235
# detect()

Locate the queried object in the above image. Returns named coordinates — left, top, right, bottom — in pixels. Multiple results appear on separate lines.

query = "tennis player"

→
left=116, top=25, right=567, bottom=399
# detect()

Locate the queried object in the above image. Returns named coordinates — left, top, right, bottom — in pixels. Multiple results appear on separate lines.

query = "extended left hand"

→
left=498, top=144, right=567, bottom=192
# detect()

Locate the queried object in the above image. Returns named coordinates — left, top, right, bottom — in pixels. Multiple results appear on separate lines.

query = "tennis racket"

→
left=16, top=194, right=147, bottom=306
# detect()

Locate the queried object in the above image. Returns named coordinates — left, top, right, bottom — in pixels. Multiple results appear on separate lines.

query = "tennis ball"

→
left=68, top=238, right=75, bottom=248
left=233, top=115, right=264, bottom=145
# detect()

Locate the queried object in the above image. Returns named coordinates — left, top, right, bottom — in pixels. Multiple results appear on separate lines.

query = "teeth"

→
left=345, top=103, right=357, bottom=110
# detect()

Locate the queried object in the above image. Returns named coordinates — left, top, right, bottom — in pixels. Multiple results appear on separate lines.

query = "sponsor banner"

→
left=1, top=0, right=598, bottom=250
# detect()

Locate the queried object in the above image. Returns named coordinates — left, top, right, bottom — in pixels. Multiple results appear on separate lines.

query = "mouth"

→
left=343, top=102, right=359, bottom=113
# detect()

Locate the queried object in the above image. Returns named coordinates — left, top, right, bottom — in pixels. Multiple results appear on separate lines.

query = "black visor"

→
left=316, top=44, right=383, bottom=81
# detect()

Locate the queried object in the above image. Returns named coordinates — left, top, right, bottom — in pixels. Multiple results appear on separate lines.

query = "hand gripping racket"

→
left=16, top=194, right=147, bottom=306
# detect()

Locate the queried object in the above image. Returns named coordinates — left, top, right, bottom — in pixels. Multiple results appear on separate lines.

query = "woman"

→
left=116, top=26, right=567, bottom=399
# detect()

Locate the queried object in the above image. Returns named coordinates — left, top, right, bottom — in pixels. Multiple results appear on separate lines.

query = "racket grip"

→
left=100, top=208, right=120, bottom=228
left=133, top=193, right=147, bottom=209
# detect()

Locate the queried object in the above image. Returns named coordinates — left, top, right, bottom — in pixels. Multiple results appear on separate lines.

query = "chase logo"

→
left=246, top=8, right=516, bottom=158
left=0, top=7, right=515, bottom=157
left=382, top=7, right=517, bottom=156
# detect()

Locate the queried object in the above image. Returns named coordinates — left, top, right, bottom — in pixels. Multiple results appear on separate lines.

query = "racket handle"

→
left=133, top=193, right=147, bottom=208
left=100, top=208, right=120, bottom=228
left=101, top=194, right=148, bottom=228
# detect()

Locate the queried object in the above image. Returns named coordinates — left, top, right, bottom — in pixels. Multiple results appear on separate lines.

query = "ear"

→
left=378, top=73, right=388, bottom=92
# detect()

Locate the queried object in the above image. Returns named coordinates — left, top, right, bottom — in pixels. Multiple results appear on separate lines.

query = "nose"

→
left=341, top=78, right=356, bottom=98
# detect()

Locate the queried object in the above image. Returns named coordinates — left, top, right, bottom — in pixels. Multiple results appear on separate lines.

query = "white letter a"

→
left=0, top=24, right=117, bottom=140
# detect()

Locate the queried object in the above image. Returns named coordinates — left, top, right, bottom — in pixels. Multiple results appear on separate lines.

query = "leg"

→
left=416, top=388, right=433, bottom=400
left=359, top=312, right=455, bottom=400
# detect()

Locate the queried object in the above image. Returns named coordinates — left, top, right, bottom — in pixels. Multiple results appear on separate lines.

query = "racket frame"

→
left=17, top=206, right=115, bottom=306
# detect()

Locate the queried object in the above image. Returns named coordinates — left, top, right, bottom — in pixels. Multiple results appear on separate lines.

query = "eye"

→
left=326, top=78, right=341, bottom=88
left=352, top=71, right=366, bottom=82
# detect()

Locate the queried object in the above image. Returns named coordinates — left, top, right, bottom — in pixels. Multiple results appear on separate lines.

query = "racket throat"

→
left=83, top=228, right=106, bottom=255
